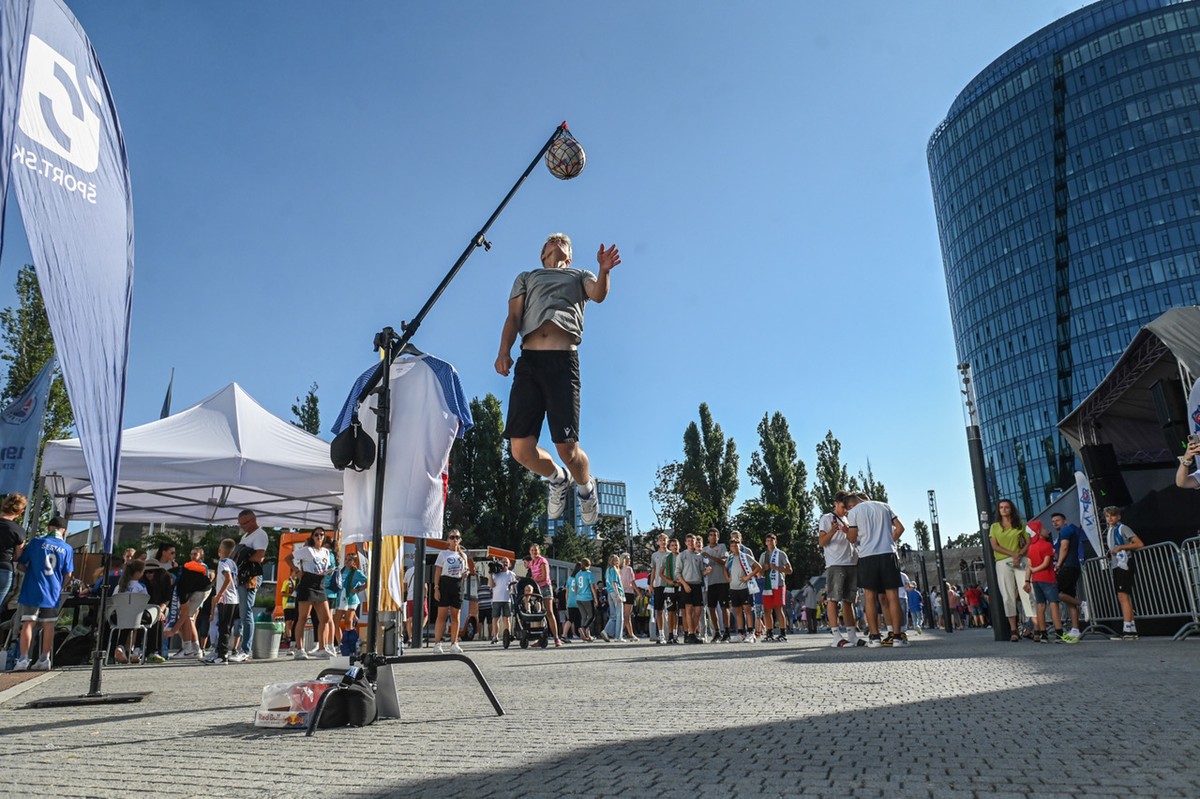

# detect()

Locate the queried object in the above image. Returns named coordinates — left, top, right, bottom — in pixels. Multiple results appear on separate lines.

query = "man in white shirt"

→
left=819, top=492, right=861, bottom=647
left=845, top=492, right=907, bottom=648
left=232, top=510, right=269, bottom=661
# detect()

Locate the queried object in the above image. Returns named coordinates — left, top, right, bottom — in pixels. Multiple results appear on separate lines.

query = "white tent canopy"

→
left=40, top=383, right=342, bottom=528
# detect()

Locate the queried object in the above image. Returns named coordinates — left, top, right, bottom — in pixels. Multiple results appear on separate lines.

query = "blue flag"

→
left=0, top=355, right=55, bottom=497
left=160, top=367, right=173, bottom=419
left=1, top=0, right=134, bottom=553
left=0, top=2, right=33, bottom=257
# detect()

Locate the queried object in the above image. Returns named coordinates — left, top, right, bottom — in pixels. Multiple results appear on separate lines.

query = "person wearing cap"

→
left=13, top=516, right=73, bottom=671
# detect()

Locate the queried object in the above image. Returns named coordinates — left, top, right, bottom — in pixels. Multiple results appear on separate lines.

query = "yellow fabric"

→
left=989, top=523, right=1024, bottom=561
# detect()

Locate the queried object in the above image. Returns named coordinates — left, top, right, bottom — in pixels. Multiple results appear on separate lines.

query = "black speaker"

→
left=1080, top=443, right=1132, bottom=507
left=1150, top=378, right=1189, bottom=455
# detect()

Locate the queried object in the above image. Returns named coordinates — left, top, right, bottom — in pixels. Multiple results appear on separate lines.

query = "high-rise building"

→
left=928, top=0, right=1200, bottom=517
left=544, top=478, right=628, bottom=540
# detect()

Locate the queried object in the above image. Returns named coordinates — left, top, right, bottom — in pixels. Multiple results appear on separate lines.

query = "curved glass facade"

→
left=929, top=0, right=1200, bottom=518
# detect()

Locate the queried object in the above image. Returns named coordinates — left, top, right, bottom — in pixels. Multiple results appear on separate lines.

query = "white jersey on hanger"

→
left=339, top=354, right=471, bottom=542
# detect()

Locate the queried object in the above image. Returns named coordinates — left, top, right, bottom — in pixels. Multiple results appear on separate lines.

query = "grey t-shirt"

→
left=702, top=543, right=729, bottom=584
left=511, top=266, right=597, bottom=346
left=651, top=550, right=670, bottom=587
left=678, top=551, right=704, bottom=584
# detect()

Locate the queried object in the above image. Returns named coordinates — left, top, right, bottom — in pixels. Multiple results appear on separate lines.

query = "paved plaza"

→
left=1, top=630, right=1198, bottom=798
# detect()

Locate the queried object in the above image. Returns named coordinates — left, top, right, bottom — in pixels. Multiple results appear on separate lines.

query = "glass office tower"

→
left=928, top=0, right=1200, bottom=518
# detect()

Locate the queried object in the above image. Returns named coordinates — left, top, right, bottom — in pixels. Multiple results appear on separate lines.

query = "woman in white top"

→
left=619, top=553, right=637, bottom=641
left=285, top=529, right=335, bottom=660
left=432, top=529, right=472, bottom=654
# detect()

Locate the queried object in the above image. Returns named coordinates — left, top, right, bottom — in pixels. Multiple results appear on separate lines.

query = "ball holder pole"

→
left=313, top=122, right=578, bottom=732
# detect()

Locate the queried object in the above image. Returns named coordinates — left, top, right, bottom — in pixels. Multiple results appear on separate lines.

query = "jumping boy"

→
left=496, top=233, right=621, bottom=527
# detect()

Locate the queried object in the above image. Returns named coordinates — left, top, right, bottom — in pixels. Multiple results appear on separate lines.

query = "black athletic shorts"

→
left=297, top=572, right=328, bottom=604
left=1112, top=565, right=1135, bottom=595
left=624, top=592, right=636, bottom=606
left=437, top=576, right=463, bottom=609
left=503, top=350, right=581, bottom=444
left=653, top=586, right=666, bottom=610
left=729, top=588, right=751, bottom=607
left=706, top=583, right=730, bottom=608
left=684, top=583, right=704, bottom=607
left=568, top=607, right=582, bottom=627
left=857, top=552, right=903, bottom=593
left=1056, top=565, right=1081, bottom=596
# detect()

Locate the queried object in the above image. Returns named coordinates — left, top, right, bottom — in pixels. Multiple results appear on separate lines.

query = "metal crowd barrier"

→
left=1079, top=541, right=1199, bottom=640
left=1177, top=536, right=1200, bottom=640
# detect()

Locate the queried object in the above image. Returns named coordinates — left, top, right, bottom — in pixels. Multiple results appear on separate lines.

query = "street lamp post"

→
left=927, top=490, right=953, bottom=633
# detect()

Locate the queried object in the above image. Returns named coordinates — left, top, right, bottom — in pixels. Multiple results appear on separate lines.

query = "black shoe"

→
left=719, top=632, right=729, bottom=642
left=764, top=633, right=775, bottom=642
left=855, top=639, right=867, bottom=647
left=776, top=635, right=787, bottom=643
left=881, top=634, right=894, bottom=647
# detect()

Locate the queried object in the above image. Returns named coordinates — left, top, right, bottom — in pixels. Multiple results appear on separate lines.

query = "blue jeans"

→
left=604, top=592, right=623, bottom=639
left=0, top=568, right=13, bottom=611
left=236, top=584, right=257, bottom=655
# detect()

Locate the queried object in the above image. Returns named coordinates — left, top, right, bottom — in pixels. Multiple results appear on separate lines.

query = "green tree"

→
left=648, top=461, right=686, bottom=531
left=812, top=431, right=851, bottom=513
left=550, top=521, right=592, bottom=564
left=855, top=459, right=888, bottom=502
left=912, top=518, right=932, bottom=551
left=0, top=265, right=74, bottom=481
left=446, top=394, right=544, bottom=555
left=742, top=411, right=816, bottom=583
left=678, top=403, right=739, bottom=531
left=290, top=382, right=321, bottom=435
left=946, top=531, right=981, bottom=548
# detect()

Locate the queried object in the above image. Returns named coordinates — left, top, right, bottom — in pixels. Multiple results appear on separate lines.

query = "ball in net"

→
left=546, top=135, right=586, bottom=180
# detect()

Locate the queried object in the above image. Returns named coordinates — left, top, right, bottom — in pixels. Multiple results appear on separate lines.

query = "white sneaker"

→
left=830, top=637, right=847, bottom=648
left=227, top=652, right=249, bottom=663
left=202, top=654, right=226, bottom=665
left=312, top=648, right=333, bottom=660
left=450, top=643, right=464, bottom=654
left=293, top=647, right=310, bottom=660
left=435, top=644, right=445, bottom=654
left=578, top=478, right=599, bottom=526
left=547, top=471, right=571, bottom=520
left=744, top=635, right=757, bottom=644
left=14, top=657, right=30, bottom=671
left=728, top=634, right=742, bottom=643
left=33, top=656, right=51, bottom=671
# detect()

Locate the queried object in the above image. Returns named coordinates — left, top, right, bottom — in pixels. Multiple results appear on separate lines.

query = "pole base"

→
left=27, top=691, right=150, bottom=709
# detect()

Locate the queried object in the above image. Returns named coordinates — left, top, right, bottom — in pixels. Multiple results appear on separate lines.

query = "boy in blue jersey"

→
left=14, top=516, right=73, bottom=671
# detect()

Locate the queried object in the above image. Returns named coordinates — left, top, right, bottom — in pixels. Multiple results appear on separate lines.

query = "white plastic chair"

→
left=105, top=593, right=159, bottom=664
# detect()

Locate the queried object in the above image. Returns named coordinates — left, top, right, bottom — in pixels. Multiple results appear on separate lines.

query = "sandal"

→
left=1010, top=634, right=1020, bottom=642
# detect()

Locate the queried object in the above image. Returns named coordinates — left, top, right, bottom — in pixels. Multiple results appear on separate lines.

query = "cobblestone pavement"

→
left=2, top=630, right=1198, bottom=798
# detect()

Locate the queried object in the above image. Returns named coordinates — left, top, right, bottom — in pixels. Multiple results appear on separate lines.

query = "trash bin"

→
left=253, top=621, right=285, bottom=660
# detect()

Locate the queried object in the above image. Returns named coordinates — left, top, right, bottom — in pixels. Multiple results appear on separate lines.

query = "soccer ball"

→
left=546, top=135, right=585, bottom=180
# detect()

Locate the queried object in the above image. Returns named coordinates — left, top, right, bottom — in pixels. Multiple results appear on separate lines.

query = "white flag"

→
left=1074, top=470, right=1103, bottom=556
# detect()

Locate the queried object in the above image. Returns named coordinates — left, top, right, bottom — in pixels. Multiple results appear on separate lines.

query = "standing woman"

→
left=602, top=554, right=624, bottom=642
left=989, top=499, right=1034, bottom=642
left=286, top=528, right=335, bottom=659
left=432, top=529, right=471, bottom=654
left=0, top=493, right=27, bottom=611
left=165, top=547, right=212, bottom=658
left=620, top=553, right=637, bottom=641
left=575, top=558, right=596, bottom=642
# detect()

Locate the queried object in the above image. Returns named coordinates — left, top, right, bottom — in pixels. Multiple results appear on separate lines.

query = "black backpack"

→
left=317, top=668, right=377, bottom=728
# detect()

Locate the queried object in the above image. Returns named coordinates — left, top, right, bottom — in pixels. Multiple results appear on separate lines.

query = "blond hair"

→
left=1, top=493, right=27, bottom=516
left=541, top=232, right=572, bottom=262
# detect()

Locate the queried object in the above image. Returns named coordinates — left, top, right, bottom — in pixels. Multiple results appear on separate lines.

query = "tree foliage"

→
left=0, top=264, right=74, bottom=446
left=912, top=518, right=932, bottom=551
left=446, top=394, right=545, bottom=555
left=290, top=382, right=321, bottom=435
left=945, top=531, right=981, bottom=549
left=812, top=431, right=851, bottom=513
left=678, top=403, right=739, bottom=531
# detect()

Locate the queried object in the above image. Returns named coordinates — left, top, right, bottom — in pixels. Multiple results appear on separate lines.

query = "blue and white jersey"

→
left=17, top=535, right=73, bottom=608
left=337, top=354, right=473, bottom=542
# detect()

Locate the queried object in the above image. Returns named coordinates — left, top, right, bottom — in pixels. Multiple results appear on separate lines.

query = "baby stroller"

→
left=505, top=576, right=549, bottom=650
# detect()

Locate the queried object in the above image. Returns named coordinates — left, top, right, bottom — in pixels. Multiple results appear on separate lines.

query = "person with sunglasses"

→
left=285, top=528, right=335, bottom=660
left=433, top=530, right=472, bottom=654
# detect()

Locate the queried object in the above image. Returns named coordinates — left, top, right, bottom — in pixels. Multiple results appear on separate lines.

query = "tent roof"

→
left=1057, top=307, right=1200, bottom=463
left=41, top=383, right=341, bottom=527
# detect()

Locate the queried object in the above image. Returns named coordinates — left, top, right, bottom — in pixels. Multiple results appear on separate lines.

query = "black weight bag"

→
left=316, top=668, right=377, bottom=729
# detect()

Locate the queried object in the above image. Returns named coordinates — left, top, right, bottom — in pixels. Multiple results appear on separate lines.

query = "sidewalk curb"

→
left=0, top=670, right=59, bottom=706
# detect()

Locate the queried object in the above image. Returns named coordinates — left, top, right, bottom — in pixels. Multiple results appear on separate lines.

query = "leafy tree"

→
left=742, top=411, right=816, bottom=583
left=678, top=403, right=739, bottom=531
left=549, top=521, right=592, bottom=564
left=855, top=459, right=888, bottom=503
left=912, top=518, right=932, bottom=551
left=290, top=382, right=321, bottom=435
left=0, top=264, right=74, bottom=506
left=446, top=394, right=544, bottom=555
left=648, top=461, right=685, bottom=531
left=945, top=531, right=981, bottom=549
left=812, top=431, right=851, bottom=513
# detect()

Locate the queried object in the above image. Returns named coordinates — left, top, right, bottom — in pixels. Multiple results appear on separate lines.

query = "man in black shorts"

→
left=496, top=233, right=621, bottom=528
left=701, top=528, right=730, bottom=642
left=844, top=492, right=907, bottom=648
left=1050, top=512, right=1084, bottom=641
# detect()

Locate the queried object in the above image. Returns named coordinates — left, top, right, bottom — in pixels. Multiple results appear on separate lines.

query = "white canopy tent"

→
left=40, top=383, right=341, bottom=529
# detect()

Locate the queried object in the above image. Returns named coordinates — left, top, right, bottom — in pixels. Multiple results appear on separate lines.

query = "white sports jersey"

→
left=338, top=354, right=471, bottom=541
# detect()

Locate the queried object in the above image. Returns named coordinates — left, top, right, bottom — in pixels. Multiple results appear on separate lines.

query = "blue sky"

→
left=0, top=1, right=1081, bottom=544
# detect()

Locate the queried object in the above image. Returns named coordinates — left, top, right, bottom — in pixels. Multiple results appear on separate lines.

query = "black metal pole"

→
left=968, top=423, right=1006, bottom=640
left=928, top=490, right=953, bottom=633
left=412, top=539, right=426, bottom=649
left=363, top=329, right=397, bottom=668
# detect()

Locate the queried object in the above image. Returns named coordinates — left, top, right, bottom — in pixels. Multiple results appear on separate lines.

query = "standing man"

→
left=1050, top=512, right=1085, bottom=641
left=489, top=557, right=516, bottom=643
left=819, top=492, right=861, bottom=648
left=496, top=234, right=622, bottom=528
left=649, top=533, right=670, bottom=644
left=726, top=532, right=761, bottom=643
left=1104, top=506, right=1144, bottom=640
left=677, top=534, right=706, bottom=643
left=13, top=516, right=73, bottom=671
left=844, top=492, right=907, bottom=648
left=527, top=543, right=562, bottom=646
left=800, top=580, right=819, bottom=636
left=231, top=509, right=268, bottom=662
left=759, top=534, right=793, bottom=642
left=701, top=528, right=730, bottom=642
